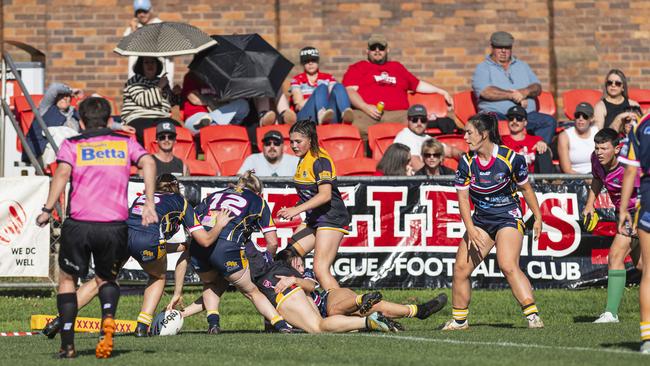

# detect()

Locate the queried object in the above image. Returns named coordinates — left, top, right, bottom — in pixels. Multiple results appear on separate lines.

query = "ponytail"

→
left=468, top=112, right=501, bottom=145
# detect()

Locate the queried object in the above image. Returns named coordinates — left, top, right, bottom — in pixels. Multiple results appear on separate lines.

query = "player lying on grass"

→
left=41, top=174, right=233, bottom=339
left=274, top=248, right=447, bottom=328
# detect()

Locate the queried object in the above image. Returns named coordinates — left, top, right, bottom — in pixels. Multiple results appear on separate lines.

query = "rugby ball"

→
left=149, top=310, right=184, bottom=336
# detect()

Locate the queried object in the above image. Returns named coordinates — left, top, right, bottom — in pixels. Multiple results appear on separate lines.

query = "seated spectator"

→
left=149, top=120, right=188, bottom=176
left=558, top=102, right=598, bottom=174
left=289, top=46, right=354, bottom=124
left=593, top=69, right=640, bottom=130
left=375, top=143, right=414, bottom=176
left=237, top=130, right=299, bottom=177
left=416, top=139, right=454, bottom=176
left=610, top=105, right=643, bottom=138
left=343, top=34, right=453, bottom=140
left=121, top=56, right=180, bottom=144
left=24, top=83, right=80, bottom=164
left=394, top=104, right=464, bottom=171
left=472, top=31, right=556, bottom=144
left=254, top=93, right=297, bottom=126
left=181, top=71, right=250, bottom=134
left=501, top=106, right=554, bottom=173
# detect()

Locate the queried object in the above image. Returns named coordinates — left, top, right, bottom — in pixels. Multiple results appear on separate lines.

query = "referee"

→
left=36, top=97, right=157, bottom=359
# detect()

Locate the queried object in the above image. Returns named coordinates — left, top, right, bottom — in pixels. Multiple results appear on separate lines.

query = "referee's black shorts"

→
left=58, top=218, right=128, bottom=280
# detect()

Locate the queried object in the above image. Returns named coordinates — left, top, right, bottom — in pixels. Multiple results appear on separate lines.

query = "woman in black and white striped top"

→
left=121, top=56, right=179, bottom=144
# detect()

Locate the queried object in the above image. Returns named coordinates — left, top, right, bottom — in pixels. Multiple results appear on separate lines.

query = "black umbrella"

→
left=188, top=34, right=294, bottom=101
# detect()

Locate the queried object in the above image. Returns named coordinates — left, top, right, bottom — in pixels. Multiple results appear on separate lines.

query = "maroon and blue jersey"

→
left=454, top=144, right=529, bottom=216
left=194, top=187, right=276, bottom=246
left=126, top=192, right=202, bottom=240
left=619, top=114, right=650, bottom=176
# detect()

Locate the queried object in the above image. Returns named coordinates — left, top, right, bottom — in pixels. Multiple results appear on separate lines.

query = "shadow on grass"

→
left=573, top=316, right=598, bottom=323
left=75, top=349, right=134, bottom=357
left=469, top=323, right=515, bottom=329
left=600, top=342, right=639, bottom=351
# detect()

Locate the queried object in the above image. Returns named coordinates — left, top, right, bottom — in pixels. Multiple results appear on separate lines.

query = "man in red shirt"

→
left=342, top=34, right=453, bottom=140
left=501, top=106, right=553, bottom=173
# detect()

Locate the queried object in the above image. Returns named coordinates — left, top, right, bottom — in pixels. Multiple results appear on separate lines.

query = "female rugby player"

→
left=443, top=113, right=544, bottom=330
left=278, top=119, right=350, bottom=291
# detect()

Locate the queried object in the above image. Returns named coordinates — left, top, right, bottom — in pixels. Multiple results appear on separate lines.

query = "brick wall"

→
left=3, top=0, right=649, bottom=117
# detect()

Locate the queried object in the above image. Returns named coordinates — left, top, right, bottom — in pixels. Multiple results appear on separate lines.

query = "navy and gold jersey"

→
left=126, top=192, right=202, bottom=240
left=194, top=187, right=276, bottom=246
left=293, top=147, right=350, bottom=228
left=454, top=144, right=529, bottom=216
left=619, top=113, right=650, bottom=175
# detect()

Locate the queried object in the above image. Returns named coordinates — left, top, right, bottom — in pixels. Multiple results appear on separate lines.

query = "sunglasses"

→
left=606, top=80, right=623, bottom=87
left=574, top=112, right=590, bottom=120
left=408, top=117, right=427, bottom=124
left=157, top=133, right=176, bottom=141
left=264, top=140, right=282, bottom=147
left=492, top=45, right=512, bottom=50
left=507, top=116, right=526, bottom=122
left=369, top=44, right=386, bottom=51
left=423, top=153, right=442, bottom=159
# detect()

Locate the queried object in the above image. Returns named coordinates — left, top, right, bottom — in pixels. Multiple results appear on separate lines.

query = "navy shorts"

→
left=636, top=182, right=650, bottom=233
left=256, top=263, right=303, bottom=308
left=472, top=209, right=524, bottom=240
left=59, top=219, right=127, bottom=280
left=128, top=230, right=165, bottom=263
left=190, top=239, right=248, bottom=277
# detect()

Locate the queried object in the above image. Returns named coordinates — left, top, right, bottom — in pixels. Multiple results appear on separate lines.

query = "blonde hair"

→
left=421, top=138, right=444, bottom=156
left=236, top=170, right=264, bottom=194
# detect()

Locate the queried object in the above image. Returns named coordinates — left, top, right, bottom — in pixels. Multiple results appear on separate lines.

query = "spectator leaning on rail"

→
left=150, top=121, right=188, bottom=176
left=472, top=31, right=556, bottom=144
left=342, top=34, right=454, bottom=141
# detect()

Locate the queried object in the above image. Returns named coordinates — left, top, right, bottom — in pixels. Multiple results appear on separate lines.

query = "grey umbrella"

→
left=114, top=22, right=217, bottom=57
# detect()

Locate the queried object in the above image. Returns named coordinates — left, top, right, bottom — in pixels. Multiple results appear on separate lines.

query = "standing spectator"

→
left=151, top=121, right=188, bottom=176
left=237, top=130, right=299, bottom=177
left=557, top=102, right=598, bottom=174
left=416, top=139, right=454, bottom=176
left=375, top=143, right=414, bottom=176
left=290, top=46, right=354, bottom=124
left=124, top=0, right=174, bottom=85
left=121, top=56, right=180, bottom=145
left=342, top=34, right=453, bottom=140
left=180, top=71, right=250, bottom=134
left=501, top=106, right=554, bottom=173
left=472, top=31, right=556, bottom=144
left=35, top=97, right=157, bottom=359
left=593, top=69, right=640, bottom=130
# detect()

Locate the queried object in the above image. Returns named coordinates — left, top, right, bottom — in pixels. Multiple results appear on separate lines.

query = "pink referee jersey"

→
left=56, top=129, right=148, bottom=222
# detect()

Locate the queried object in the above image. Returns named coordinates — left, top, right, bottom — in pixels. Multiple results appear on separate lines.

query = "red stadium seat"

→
left=367, top=122, right=405, bottom=160
left=498, top=120, right=510, bottom=137
left=316, top=124, right=365, bottom=161
left=628, top=88, right=650, bottom=113
left=200, top=125, right=252, bottom=172
left=185, top=159, right=217, bottom=176
left=436, top=134, right=469, bottom=171
left=143, top=126, right=196, bottom=160
left=335, top=157, right=378, bottom=176
left=255, top=124, right=293, bottom=155
left=452, top=91, right=478, bottom=125
left=407, top=92, right=448, bottom=118
left=219, top=158, right=245, bottom=176
left=561, top=89, right=601, bottom=120
left=14, top=95, right=44, bottom=152
left=536, top=91, right=557, bottom=117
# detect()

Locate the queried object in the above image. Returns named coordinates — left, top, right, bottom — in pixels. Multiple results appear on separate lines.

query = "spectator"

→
left=238, top=130, right=299, bottom=177
left=610, top=105, right=643, bottom=137
left=124, top=0, right=174, bottom=85
left=121, top=56, right=180, bottom=145
left=593, top=69, right=640, bottom=130
left=24, top=83, right=80, bottom=164
left=393, top=104, right=464, bottom=171
left=501, top=106, right=554, bottom=173
left=343, top=34, right=453, bottom=140
left=558, top=102, right=598, bottom=174
left=180, top=71, right=250, bottom=134
left=416, top=139, right=454, bottom=176
left=150, top=121, right=188, bottom=176
left=375, top=143, right=414, bottom=176
left=472, top=31, right=556, bottom=144
left=253, top=94, right=297, bottom=126
left=289, top=46, right=354, bottom=124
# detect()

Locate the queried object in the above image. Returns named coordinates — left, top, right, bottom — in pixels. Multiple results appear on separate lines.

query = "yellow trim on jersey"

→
left=275, top=286, right=302, bottom=309
left=316, top=226, right=350, bottom=235
left=239, top=249, right=249, bottom=270
left=496, top=149, right=513, bottom=172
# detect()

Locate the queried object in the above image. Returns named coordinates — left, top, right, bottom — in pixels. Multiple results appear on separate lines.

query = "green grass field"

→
left=0, top=287, right=648, bottom=365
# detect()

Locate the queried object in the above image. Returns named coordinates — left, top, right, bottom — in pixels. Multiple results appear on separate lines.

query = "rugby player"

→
left=583, top=128, right=641, bottom=323
left=443, top=113, right=544, bottom=330
left=35, top=97, right=158, bottom=358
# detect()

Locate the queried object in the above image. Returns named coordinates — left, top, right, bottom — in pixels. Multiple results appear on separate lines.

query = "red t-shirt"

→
left=342, top=60, right=419, bottom=111
left=181, top=73, right=216, bottom=120
left=289, top=72, right=337, bottom=104
left=501, top=134, right=542, bottom=172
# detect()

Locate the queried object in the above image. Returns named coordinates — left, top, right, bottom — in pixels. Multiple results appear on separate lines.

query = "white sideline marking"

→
left=351, top=333, right=644, bottom=356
